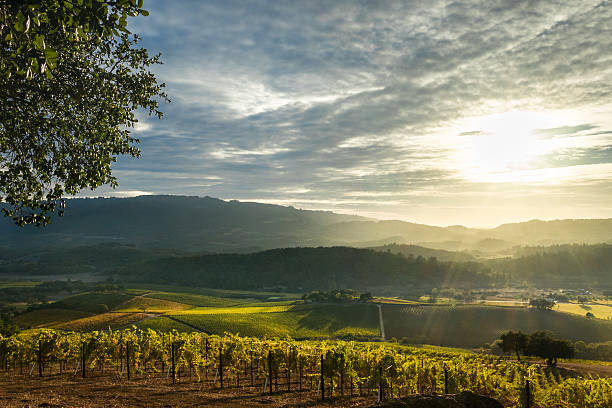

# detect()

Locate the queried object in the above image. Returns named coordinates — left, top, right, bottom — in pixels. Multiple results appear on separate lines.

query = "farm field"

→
left=10, top=287, right=612, bottom=351
left=122, top=283, right=302, bottom=300
left=143, top=291, right=245, bottom=307
left=555, top=302, right=612, bottom=320
left=51, top=312, right=151, bottom=331
left=162, top=303, right=380, bottom=338
left=0, top=280, right=41, bottom=288
left=113, top=296, right=194, bottom=313
left=11, top=308, right=92, bottom=329
left=51, top=291, right=134, bottom=314
left=383, top=304, right=612, bottom=348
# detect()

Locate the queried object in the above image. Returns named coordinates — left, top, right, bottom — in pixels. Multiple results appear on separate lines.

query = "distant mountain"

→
left=0, top=195, right=369, bottom=252
left=1, top=195, right=612, bottom=253
left=487, top=219, right=612, bottom=246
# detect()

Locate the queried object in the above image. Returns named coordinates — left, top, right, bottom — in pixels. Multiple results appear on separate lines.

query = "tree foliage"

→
left=499, top=330, right=574, bottom=366
left=529, top=298, right=555, bottom=310
left=499, top=330, right=528, bottom=361
left=524, top=331, right=574, bottom=366
left=0, top=0, right=167, bottom=225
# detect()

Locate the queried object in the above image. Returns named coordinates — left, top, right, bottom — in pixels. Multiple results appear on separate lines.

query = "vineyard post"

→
left=525, top=379, right=531, bottom=408
left=126, top=341, right=131, bottom=380
left=171, top=342, right=176, bottom=384
left=286, top=352, right=290, bottom=392
left=268, top=350, right=273, bottom=395
left=299, top=360, right=302, bottom=391
left=81, top=341, right=86, bottom=378
left=250, top=347, right=254, bottom=387
left=38, top=339, right=43, bottom=377
left=444, top=368, right=448, bottom=394
left=161, top=334, right=165, bottom=376
left=378, top=363, right=383, bottom=402
left=320, top=354, right=325, bottom=401
left=219, top=346, right=223, bottom=389
left=340, top=353, right=344, bottom=397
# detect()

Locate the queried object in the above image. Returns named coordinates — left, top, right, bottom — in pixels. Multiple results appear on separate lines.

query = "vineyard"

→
left=0, top=329, right=610, bottom=407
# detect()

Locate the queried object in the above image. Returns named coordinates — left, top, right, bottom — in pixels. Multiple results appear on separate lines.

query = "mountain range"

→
left=2, top=195, right=612, bottom=253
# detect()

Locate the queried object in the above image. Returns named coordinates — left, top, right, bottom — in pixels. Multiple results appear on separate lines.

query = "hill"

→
left=486, top=244, right=612, bottom=288
left=368, top=243, right=476, bottom=262
left=123, top=246, right=493, bottom=293
left=2, top=195, right=612, bottom=254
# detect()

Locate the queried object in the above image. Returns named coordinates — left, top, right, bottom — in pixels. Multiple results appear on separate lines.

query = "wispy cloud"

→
left=105, top=0, right=612, bottom=226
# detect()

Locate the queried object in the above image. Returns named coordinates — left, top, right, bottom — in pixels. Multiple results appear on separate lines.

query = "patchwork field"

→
left=52, top=312, right=150, bottom=331
left=113, top=295, right=193, bottom=313
left=11, top=308, right=92, bottom=329
left=11, top=286, right=612, bottom=354
left=383, top=304, right=612, bottom=348
left=163, top=303, right=380, bottom=338
left=143, top=291, right=244, bottom=307
left=50, top=291, right=134, bottom=314
left=555, top=302, right=612, bottom=320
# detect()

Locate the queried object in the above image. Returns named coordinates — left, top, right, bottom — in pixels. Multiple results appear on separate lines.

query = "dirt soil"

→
left=1, top=374, right=375, bottom=408
left=557, top=361, right=612, bottom=377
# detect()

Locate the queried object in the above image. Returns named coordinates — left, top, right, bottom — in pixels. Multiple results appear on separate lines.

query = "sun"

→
left=456, top=110, right=563, bottom=180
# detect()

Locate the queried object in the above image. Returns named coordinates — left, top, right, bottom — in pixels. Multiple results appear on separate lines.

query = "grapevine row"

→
left=0, top=328, right=609, bottom=408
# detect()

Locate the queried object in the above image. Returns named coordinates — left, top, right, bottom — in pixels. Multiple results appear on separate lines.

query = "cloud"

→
left=106, top=0, right=612, bottom=226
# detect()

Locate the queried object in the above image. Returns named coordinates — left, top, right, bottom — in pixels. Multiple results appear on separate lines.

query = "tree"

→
left=524, top=331, right=574, bottom=366
left=1, top=0, right=167, bottom=226
left=529, top=298, right=555, bottom=310
left=499, top=330, right=528, bottom=361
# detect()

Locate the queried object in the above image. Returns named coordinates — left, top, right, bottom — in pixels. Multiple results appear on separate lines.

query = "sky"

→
left=97, top=0, right=612, bottom=228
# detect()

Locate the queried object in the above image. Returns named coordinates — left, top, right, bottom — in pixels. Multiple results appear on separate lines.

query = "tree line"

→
left=498, top=331, right=574, bottom=366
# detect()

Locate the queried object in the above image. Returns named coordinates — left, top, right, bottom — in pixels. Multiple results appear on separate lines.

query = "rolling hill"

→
left=2, top=195, right=612, bottom=254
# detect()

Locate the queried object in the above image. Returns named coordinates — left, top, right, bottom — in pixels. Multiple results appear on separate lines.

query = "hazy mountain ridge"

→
left=2, top=195, right=612, bottom=253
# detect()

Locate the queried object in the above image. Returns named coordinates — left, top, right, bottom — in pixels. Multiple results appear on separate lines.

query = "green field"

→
left=11, top=308, right=92, bottom=329
left=15, top=285, right=612, bottom=349
left=113, top=295, right=193, bottom=313
left=143, top=291, right=244, bottom=307
left=122, top=283, right=301, bottom=300
left=161, top=303, right=380, bottom=338
left=53, top=312, right=149, bottom=331
left=133, top=316, right=197, bottom=332
left=50, top=291, right=134, bottom=313
left=555, top=302, right=612, bottom=320
left=0, top=281, right=41, bottom=288
left=174, top=304, right=293, bottom=315
left=383, top=304, right=612, bottom=348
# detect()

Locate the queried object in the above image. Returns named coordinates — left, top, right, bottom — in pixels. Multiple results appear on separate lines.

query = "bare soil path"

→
left=0, top=375, right=373, bottom=408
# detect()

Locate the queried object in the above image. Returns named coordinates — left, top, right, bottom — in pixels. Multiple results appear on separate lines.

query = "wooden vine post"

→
left=81, top=341, right=86, bottom=378
left=320, top=354, right=325, bottom=401
left=37, top=339, right=43, bottom=377
left=126, top=341, right=131, bottom=380
left=219, top=346, right=224, bottom=389
left=378, top=363, right=383, bottom=402
left=444, top=368, right=448, bottom=394
left=525, top=379, right=531, bottom=408
left=250, top=346, right=254, bottom=387
left=268, top=350, right=273, bottom=395
left=171, top=342, right=176, bottom=384
left=161, top=334, right=165, bottom=375
left=340, top=353, right=345, bottom=397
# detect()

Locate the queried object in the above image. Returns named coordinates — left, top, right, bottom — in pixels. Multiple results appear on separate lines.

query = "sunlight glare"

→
left=457, top=110, right=566, bottom=180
